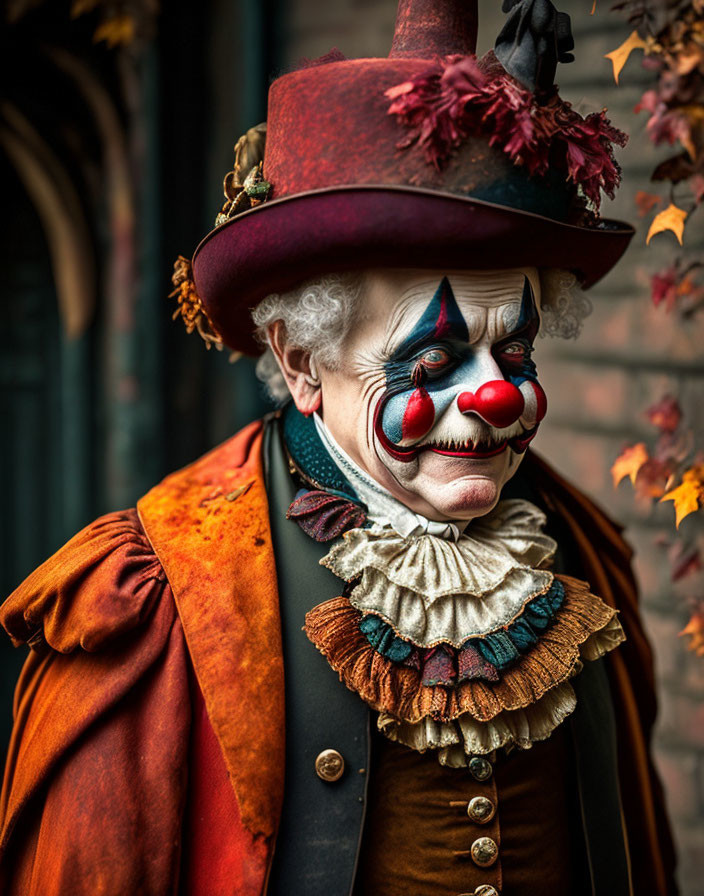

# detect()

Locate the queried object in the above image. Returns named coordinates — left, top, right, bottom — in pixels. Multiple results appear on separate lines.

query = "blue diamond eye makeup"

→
left=373, top=275, right=547, bottom=463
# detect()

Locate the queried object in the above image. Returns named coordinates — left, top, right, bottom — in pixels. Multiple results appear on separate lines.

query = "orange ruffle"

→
left=304, top=574, right=623, bottom=725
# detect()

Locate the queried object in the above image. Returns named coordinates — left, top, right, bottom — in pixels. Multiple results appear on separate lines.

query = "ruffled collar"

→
left=281, top=406, right=626, bottom=766
left=321, top=499, right=557, bottom=647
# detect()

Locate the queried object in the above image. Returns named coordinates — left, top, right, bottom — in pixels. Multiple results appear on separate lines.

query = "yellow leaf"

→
left=70, top=0, right=99, bottom=16
left=661, top=465, right=704, bottom=527
left=680, top=611, right=704, bottom=657
left=605, top=31, right=647, bottom=84
left=612, top=442, right=649, bottom=487
left=94, top=15, right=135, bottom=47
left=646, top=203, right=688, bottom=246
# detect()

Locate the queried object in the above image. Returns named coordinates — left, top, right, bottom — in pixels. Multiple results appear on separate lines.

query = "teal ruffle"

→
left=359, top=579, right=566, bottom=675
left=476, top=579, right=565, bottom=669
left=359, top=614, right=413, bottom=663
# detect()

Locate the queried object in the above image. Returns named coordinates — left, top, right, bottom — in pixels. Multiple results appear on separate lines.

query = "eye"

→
left=497, top=342, right=527, bottom=363
left=419, top=348, right=451, bottom=370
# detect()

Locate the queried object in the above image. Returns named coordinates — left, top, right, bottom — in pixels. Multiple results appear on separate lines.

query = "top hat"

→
left=175, top=0, right=634, bottom=356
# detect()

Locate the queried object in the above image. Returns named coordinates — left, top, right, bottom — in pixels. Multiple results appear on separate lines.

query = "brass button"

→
left=467, top=795, right=496, bottom=824
left=458, top=888, right=499, bottom=896
left=468, top=756, right=493, bottom=781
left=315, top=748, right=345, bottom=782
left=470, top=836, right=499, bottom=868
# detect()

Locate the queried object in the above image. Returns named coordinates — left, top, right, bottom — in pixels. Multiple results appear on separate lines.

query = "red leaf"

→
left=692, top=174, right=704, bottom=204
left=669, top=544, right=702, bottom=582
left=645, top=395, right=682, bottom=432
left=651, top=266, right=679, bottom=309
left=635, top=190, right=662, bottom=216
left=633, top=457, right=672, bottom=499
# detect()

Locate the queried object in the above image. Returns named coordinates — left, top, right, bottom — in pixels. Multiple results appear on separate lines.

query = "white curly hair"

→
left=252, top=269, right=591, bottom=402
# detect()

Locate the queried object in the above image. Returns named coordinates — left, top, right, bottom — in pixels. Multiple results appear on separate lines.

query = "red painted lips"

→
left=428, top=441, right=508, bottom=458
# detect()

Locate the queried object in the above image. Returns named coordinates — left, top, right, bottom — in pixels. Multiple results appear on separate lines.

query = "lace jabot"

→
left=291, top=411, right=626, bottom=766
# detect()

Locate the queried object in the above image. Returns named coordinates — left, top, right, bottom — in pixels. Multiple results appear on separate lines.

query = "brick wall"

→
left=279, top=1, right=704, bottom=892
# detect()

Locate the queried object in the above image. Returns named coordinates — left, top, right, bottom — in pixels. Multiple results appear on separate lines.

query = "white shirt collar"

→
left=313, top=413, right=467, bottom=542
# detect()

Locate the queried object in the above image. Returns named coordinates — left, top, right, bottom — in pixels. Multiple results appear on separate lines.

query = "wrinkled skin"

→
left=270, top=268, right=547, bottom=521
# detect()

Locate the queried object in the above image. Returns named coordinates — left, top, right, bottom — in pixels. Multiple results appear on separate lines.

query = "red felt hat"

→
left=174, top=0, right=634, bottom=357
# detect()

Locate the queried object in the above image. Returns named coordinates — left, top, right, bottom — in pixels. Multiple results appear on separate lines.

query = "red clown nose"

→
left=457, top=381, right=525, bottom=428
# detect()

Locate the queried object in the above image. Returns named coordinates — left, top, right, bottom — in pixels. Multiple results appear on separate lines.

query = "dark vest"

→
left=264, top=416, right=632, bottom=896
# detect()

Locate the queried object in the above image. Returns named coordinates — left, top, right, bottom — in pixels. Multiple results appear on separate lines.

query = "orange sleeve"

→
left=0, top=510, right=192, bottom=896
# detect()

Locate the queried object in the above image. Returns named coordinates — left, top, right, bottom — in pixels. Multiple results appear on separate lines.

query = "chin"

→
left=419, top=475, right=502, bottom=519
left=379, top=446, right=511, bottom=520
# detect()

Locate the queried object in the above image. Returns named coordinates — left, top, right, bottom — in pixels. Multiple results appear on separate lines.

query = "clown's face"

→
left=318, top=268, right=547, bottom=521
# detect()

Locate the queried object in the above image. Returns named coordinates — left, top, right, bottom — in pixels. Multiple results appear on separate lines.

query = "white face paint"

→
left=318, top=268, right=547, bottom=521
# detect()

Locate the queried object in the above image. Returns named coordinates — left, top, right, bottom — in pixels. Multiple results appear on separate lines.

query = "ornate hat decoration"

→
left=174, top=0, right=633, bottom=356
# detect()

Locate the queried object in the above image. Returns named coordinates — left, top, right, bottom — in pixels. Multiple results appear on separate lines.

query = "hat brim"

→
left=192, top=185, right=634, bottom=356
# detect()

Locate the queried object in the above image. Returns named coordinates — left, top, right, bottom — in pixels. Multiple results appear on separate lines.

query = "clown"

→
left=263, top=269, right=548, bottom=519
left=0, top=2, right=677, bottom=895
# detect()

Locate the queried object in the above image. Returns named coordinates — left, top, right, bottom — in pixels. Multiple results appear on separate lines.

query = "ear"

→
left=267, top=321, right=322, bottom=416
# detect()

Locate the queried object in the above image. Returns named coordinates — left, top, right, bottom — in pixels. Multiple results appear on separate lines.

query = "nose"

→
left=457, top=381, right=525, bottom=429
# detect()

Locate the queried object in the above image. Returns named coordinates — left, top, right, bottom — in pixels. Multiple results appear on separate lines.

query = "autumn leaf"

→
left=646, top=395, right=682, bottom=432
left=655, top=429, right=695, bottom=468
left=646, top=203, right=688, bottom=245
left=633, top=457, right=671, bottom=499
left=669, top=543, right=702, bottom=582
left=612, top=442, right=649, bottom=487
left=70, top=0, right=99, bottom=15
left=651, top=152, right=696, bottom=185
left=674, top=49, right=704, bottom=78
left=605, top=30, right=647, bottom=84
left=651, top=263, right=704, bottom=312
left=661, top=464, right=704, bottom=527
left=692, top=174, right=704, bottom=205
left=94, top=14, right=135, bottom=47
left=651, top=266, right=679, bottom=309
left=680, top=609, right=704, bottom=656
left=635, top=190, right=662, bottom=216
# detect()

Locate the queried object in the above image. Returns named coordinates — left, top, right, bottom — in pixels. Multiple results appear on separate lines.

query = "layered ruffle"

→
left=322, top=499, right=556, bottom=596
left=304, top=575, right=624, bottom=727
left=358, top=579, right=566, bottom=684
left=320, top=499, right=557, bottom=647
left=378, top=680, right=577, bottom=764
left=346, top=566, right=555, bottom=648
left=308, top=496, right=626, bottom=764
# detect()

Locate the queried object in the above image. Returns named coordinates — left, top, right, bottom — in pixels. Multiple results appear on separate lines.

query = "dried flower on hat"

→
left=215, top=123, right=271, bottom=226
left=169, top=255, right=223, bottom=350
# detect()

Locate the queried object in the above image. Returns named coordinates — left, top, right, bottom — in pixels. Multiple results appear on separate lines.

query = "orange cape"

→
left=0, top=421, right=677, bottom=894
